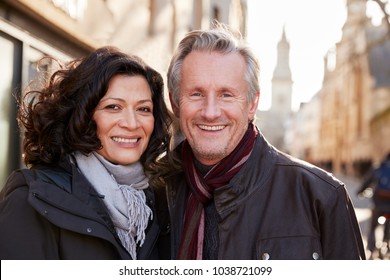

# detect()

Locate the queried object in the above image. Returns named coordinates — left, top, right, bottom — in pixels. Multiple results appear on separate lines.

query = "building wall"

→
left=289, top=0, right=390, bottom=176
left=0, top=0, right=93, bottom=186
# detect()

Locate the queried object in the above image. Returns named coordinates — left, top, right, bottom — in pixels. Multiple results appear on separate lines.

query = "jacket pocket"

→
left=256, top=236, right=322, bottom=260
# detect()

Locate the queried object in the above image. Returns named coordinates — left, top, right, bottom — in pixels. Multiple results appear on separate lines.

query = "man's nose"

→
left=201, top=95, right=221, bottom=120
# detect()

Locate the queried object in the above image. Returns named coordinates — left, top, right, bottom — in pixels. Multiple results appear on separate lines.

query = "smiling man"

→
left=176, top=50, right=256, bottom=166
left=164, top=23, right=366, bottom=260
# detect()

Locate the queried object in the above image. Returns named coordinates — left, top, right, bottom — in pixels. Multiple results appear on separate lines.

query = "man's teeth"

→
left=112, top=137, right=138, bottom=143
left=198, top=125, right=225, bottom=131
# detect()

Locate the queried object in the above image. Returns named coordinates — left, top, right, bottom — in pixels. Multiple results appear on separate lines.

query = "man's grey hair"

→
left=167, top=22, right=260, bottom=109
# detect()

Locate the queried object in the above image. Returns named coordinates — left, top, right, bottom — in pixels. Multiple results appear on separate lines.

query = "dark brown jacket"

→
left=164, top=131, right=366, bottom=260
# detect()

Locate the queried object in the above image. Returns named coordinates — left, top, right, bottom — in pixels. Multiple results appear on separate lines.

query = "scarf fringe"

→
left=73, top=152, right=152, bottom=260
left=120, top=184, right=153, bottom=246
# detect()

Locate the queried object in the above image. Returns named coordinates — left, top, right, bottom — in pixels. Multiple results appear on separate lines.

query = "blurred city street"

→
left=1, top=0, right=390, bottom=263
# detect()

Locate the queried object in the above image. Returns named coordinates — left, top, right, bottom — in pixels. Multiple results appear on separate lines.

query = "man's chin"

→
left=193, top=146, right=227, bottom=165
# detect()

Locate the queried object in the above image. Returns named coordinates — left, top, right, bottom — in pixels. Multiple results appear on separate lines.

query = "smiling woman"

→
left=0, top=46, right=173, bottom=260
left=93, top=75, right=155, bottom=165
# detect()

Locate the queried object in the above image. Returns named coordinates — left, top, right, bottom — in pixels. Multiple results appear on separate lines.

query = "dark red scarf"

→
left=178, top=123, right=258, bottom=259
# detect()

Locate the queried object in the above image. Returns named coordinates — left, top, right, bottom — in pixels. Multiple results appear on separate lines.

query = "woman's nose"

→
left=118, top=110, right=140, bottom=129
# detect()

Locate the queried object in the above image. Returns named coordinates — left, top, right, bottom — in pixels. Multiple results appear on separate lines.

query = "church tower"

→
left=271, top=28, right=293, bottom=122
left=267, top=27, right=293, bottom=150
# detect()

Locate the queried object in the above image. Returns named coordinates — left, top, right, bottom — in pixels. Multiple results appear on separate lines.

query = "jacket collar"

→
left=213, top=131, right=278, bottom=214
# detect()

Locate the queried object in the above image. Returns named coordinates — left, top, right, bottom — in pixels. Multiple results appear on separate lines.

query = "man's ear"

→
left=248, top=91, right=260, bottom=121
left=169, top=93, right=180, bottom=118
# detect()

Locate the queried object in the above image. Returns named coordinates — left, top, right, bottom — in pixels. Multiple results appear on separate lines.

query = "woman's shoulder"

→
left=0, top=170, right=29, bottom=200
left=1, top=159, right=73, bottom=200
left=30, top=164, right=72, bottom=193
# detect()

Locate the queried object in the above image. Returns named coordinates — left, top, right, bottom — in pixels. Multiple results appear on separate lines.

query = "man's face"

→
left=174, top=50, right=259, bottom=165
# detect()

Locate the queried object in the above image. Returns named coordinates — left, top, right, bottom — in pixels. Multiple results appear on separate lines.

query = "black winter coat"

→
left=0, top=159, right=160, bottom=260
left=163, top=131, right=366, bottom=260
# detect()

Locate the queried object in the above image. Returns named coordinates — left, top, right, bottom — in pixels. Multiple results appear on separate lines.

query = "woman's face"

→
left=93, top=74, right=154, bottom=165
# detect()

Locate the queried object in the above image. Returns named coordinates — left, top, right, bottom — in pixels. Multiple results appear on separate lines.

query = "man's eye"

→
left=221, top=93, right=233, bottom=98
left=190, top=92, right=202, bottom=97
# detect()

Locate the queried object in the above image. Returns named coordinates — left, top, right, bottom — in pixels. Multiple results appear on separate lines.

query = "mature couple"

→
left=0, top=24, right=366, bottom=260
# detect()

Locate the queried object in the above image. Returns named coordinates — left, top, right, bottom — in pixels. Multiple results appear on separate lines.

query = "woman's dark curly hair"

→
left=19, top=46, right=172, bottom=186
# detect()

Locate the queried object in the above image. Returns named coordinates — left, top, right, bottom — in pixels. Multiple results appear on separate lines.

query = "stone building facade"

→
left=287, top=0, right=390, bottom=176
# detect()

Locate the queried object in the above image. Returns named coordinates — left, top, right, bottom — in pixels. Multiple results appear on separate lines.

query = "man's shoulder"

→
left=265, top=148, right=344, bottom=190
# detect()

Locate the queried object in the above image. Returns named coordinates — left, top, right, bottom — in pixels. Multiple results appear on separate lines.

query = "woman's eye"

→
left=137, top=107, right=152, bottom=113
left=105, top=104, right=120, bottom=110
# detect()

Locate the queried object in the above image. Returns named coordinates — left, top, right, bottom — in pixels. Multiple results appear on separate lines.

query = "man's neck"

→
left=194, top=159, right=214, bottom=175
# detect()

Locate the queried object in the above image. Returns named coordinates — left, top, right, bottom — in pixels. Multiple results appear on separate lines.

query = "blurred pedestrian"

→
left=357, top=152, right=390, bottom=259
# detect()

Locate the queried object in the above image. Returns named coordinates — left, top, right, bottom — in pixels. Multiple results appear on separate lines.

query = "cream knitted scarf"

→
left=73, top=151, right=152, bottom=259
